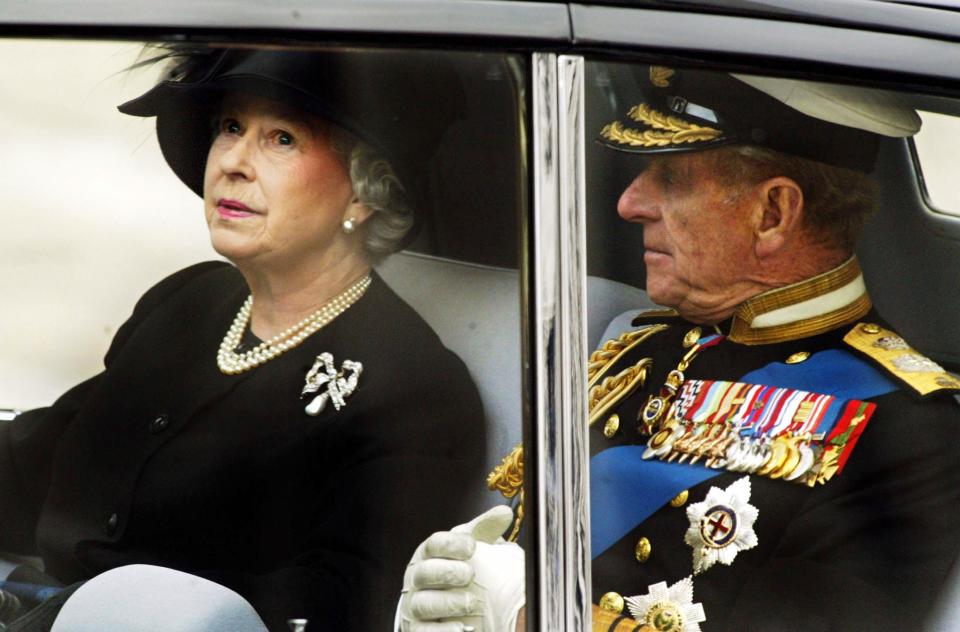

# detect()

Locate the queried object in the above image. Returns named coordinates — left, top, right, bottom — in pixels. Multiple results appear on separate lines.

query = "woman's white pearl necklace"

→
left=217, top=275, right=372, bottom=375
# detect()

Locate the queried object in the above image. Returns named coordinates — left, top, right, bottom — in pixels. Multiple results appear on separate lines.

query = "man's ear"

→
left=754, top=177, right=804, bottom=259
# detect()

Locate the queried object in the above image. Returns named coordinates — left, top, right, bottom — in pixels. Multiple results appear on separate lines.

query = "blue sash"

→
left=590, top=348, right=898, bottom=558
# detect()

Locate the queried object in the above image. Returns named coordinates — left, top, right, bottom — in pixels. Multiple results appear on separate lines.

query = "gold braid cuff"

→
left=487, top=443, right=524, bottom=541
left=488, top=324, right=662, bottom=540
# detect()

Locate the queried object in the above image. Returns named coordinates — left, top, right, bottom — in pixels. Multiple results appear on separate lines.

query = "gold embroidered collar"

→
left=728, top=256, right=871, bottom=345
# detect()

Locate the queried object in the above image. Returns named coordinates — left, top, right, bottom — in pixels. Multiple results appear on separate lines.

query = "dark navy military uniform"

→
left=589, top=281, right=960, bottom=631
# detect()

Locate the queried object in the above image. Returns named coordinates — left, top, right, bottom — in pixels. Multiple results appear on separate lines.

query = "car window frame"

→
left=5, top=3, right=960, bottom=630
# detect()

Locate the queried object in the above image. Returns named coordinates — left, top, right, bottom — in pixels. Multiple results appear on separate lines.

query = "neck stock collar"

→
left=727, top=256, right=871, bottom=345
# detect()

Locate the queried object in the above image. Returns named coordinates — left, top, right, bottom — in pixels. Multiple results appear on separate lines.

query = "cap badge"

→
left=624, top=577, right=706, bottom=632
left=301, top=352, right=363, bottom=416
left=649, top=66, right=676, bottom=88
left=685, top=476, right=758, bottom=574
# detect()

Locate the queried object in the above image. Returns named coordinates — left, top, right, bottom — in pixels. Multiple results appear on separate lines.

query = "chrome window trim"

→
left=558, top=53, right=592, bottom=632
left=531, top=51, right=591, bottom=631
left=531, top=51, right=563, bottom=631
left=0, top=0, right=571, bottom=41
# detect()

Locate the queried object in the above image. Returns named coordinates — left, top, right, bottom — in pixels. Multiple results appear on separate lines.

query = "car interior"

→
left=2, top=31, right=960, bottom=628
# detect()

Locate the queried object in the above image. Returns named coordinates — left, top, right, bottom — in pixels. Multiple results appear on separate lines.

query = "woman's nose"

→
left=217, top=135, right=255, bottom=180
left=617, top=172, right=658, bottom=222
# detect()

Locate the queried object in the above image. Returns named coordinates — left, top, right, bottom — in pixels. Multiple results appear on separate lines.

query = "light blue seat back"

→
left=377, top=251, right=653, bottom=513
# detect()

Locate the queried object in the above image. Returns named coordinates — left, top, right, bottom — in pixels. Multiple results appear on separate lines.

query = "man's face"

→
left=617, top=151, right=758, bottom=321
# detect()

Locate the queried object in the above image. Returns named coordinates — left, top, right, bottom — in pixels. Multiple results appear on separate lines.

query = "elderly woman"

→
left=0, top=47, right=485, bottom=631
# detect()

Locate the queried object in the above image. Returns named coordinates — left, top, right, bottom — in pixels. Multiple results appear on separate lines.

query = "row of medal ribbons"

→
left=641, top=378, right=876, bottom=486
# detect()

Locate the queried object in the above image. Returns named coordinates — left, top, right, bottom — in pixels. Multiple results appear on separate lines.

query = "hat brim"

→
left=119, top=76, right=378, bottom=198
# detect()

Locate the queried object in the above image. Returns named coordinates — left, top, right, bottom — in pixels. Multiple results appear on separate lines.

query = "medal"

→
left=644, top=377, right=875, bottom=487
left=638, top=334, right=725, bottom=434
left=684, top=476, right=758, bottom=574
left=624, top=577, right=706, bottom=632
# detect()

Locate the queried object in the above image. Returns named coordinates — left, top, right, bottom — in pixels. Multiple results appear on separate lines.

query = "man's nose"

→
left=617, top=172, right=657, bottom=222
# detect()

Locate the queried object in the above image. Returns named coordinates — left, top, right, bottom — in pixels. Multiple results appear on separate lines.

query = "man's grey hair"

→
left=331, top=128, right=414, bottom=264
left=707, top=145, right=878, bottom=253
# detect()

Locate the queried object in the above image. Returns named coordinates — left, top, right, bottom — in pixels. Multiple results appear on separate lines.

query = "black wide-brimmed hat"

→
left=119, top=47, right=466, bottom=218
left=598, top=65, right=920, bottom=173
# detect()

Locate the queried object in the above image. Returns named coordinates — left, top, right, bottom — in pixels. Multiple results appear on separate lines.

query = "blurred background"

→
left=2, top=39, right=957, bottom=411
left=0, top=40, right=213, bottom=409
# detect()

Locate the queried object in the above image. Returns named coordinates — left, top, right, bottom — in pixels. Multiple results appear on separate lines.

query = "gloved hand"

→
left=398, top=505, right=525, bottom=632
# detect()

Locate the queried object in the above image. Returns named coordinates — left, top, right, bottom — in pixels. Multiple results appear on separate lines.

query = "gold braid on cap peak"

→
left=600, top=103, right=722, bottom=148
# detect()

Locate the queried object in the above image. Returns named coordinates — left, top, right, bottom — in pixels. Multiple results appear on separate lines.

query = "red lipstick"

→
left=216, top=198, right=259, bottom=219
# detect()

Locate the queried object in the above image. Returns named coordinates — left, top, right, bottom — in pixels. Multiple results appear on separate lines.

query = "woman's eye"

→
left=221, top=119, right=241, bottom=134
left=276, top=131, right=294, bottom=146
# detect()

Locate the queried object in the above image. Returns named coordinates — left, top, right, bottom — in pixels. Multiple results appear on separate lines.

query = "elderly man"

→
left=400, top=67, right=960, bottom=631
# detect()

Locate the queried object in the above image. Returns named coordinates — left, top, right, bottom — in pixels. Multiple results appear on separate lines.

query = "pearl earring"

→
left=342, top=218, right=356, bottom=234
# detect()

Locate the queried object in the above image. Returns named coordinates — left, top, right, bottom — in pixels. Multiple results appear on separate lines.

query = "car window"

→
left=913, top=110, right=960, bottom=216
left=582, top=57, right=960, bottom=630
left=0, top=39, right=526, bottom=630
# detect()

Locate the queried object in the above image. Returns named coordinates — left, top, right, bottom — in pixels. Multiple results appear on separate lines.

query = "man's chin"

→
left=644, top=276, right=681, bottom=309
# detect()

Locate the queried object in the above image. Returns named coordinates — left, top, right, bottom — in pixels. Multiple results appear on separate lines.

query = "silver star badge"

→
left=301, top=352, right=363, bottom=416
left=625, top=577, right=706, bottom=632
left=684, top=476, right=758, bottom=574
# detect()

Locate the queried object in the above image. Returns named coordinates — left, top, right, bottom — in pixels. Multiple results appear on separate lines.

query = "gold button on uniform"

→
left=599, top=591, right=625, bottom=614
left=669, top=490, right=689, bottom=507
left=785, top=351, right=810, bottom=364
left=635, top=536, right=652, bottom=563
left=861, top=323, right=881, bottom=334
left=603, top=414, right=620, bottom=438
left=683, top=327, right=702, bottom=348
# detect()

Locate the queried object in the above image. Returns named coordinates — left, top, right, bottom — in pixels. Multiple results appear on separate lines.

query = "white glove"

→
left=398, top=505, right=525, bottom=632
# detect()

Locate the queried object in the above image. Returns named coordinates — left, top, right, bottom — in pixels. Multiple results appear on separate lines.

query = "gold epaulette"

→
left=844, top=322, right=960, bottom=396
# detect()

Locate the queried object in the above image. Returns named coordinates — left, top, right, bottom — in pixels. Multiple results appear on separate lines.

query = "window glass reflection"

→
left=584, top=59, right=960, bottom=630
left=0, top=41, right=524, bottom=631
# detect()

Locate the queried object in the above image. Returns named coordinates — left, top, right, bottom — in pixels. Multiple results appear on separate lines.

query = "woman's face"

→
left=203, top=92, right=362, bottom=271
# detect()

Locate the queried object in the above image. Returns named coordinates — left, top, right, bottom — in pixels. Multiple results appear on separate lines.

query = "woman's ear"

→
left=754, top=176, right=804, bottom=259
left=344, top=197, right=374, bottom=227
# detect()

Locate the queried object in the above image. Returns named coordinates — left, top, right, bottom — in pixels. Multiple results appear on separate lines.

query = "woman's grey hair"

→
left=330, top=127, right=414, bottom=264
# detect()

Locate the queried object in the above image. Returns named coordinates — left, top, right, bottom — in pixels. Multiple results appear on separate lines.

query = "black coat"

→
left=0, top=262, right=486, bottom=631
left=590, top=311, right=960, bottom=631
